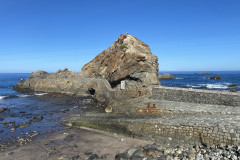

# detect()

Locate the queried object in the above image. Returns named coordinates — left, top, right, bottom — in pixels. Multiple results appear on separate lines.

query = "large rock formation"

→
left=14, top=34, right=158, bottom=105
left=80, top=34, right=159, bottom=89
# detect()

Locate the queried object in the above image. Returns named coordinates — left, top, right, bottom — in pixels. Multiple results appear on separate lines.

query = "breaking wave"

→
left=17, top=94, right=31, bottom=98
left=205, top=84, right=229, bottom=89
left=0, top=96, right=7, bottom=100
left=35, top=93, right=48, bottom=96
left=186, top=83, right=231, bottom=89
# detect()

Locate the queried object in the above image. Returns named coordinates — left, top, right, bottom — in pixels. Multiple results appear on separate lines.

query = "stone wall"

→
left=148, top=123, right=240, bottom=147
left=65, top=113, right=240, bottom=147
left=152, top=86, right=240, bottom=107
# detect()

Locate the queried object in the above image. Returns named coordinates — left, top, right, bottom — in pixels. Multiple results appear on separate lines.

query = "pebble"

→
left=71, top=155, right=79, bottom=160
left=88, top=154, right=99, bottom=160
left=115, top=143, right=240, bottom=160
left=127, top=147, right=140, bottom=156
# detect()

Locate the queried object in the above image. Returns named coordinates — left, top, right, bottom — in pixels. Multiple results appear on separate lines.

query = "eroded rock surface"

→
left=80, top=34, right=160, bottom=88
left=14, top=34, right=158, bottom=104
left=158, top=73, right=176, bottom=80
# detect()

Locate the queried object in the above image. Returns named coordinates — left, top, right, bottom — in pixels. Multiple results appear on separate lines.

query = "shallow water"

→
left=0, top=73, right=103, bottom=149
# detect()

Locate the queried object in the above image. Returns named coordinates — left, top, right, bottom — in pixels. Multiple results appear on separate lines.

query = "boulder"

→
left=158, top=73, right=176, bottom=80
left=29, top=70, right=48, bottom=79
left=80, top=34, right=160, bottom=89
left=230, top=89, right=237, bottom=92
left=210, top=74, right=222, bottom=80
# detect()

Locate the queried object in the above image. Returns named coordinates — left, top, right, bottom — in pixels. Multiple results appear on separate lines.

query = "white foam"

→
left=35, top=93, right=48, bottom=96
left=17, top=94, right=31, bottom=98
left=205, top=84, right=228, bottom=89
left=186, top=83, right=231, bottom=89
left=0, top=96, right=7, bottom=100
left=186, top=84, right=199, bottom=88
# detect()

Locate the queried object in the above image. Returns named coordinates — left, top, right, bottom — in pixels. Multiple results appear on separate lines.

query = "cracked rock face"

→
left=80, top=34, right=160, bottom=88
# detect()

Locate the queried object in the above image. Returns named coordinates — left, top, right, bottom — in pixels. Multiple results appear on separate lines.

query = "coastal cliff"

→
left=14, top=34, right=159, bottom=105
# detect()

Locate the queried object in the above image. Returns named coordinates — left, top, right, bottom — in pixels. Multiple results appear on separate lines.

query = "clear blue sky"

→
left=0, top=0, right=239, bottom=73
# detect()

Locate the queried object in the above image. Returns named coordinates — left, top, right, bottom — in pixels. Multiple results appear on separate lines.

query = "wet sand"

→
left=0, top=126, right=152, bottom=160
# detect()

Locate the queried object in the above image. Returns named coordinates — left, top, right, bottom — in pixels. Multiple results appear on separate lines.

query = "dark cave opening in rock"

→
left=87, top=88, right=95, bottom=95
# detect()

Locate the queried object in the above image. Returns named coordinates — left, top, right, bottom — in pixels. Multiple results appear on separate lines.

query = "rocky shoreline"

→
left=0, top=93, right=105, bottom=151
left=2, top=125, right=240, bottom=160
left=116, top=143, right=240, bottom=160
left=9, top=34, right=240, bottom=159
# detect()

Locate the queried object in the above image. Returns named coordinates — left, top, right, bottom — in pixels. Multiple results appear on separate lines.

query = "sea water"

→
left=0, top=73, right=90, bottom=149
left=159, top=71, right=240, bottom=92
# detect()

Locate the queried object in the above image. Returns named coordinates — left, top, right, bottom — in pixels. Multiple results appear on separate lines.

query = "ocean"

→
left=159, top=71, right=240, bottom=92
left=0, top=72, right=239, bottom=149
left=0, top=73, right=98, bottom=150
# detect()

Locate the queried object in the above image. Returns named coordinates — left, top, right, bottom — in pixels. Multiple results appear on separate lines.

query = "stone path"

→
left=66, top=98, right=240, bottom=147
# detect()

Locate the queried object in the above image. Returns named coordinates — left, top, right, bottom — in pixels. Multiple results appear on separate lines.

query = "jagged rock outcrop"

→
left=29, top=70, right=48, bottom=79
left=210, top=74, right=222, bottom=80
left=80, top=34, right=160, bottom=89
left=158, top=73, right=176, bottom=80
left=14, top=34, right=158, bottom=104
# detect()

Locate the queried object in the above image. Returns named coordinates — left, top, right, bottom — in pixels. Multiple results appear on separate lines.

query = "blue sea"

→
left=159, top=71, right=240, bottom=92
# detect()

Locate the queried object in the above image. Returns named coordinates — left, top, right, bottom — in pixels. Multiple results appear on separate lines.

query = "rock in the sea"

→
left=158, top=73, right=176, bottom=80
left=30, top=115, right=43, bottom=122
left=228, top=84, right=238, bottom=88
left=13, top=34, right=159, bottom=105
left=19, top=122, right=30, bottom=128
left=210, top=74, right=222, bottom=80
left=0, top=107, right=5, bottom=113
left=80, top=34, right=160, bottom=88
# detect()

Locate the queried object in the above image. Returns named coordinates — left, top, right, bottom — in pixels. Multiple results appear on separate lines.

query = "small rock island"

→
left=158, top=73, right=176, bottom=80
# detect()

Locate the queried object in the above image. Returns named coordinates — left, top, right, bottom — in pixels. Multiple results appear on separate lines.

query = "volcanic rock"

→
left=80, top=34, right=159, bottom=88
left=158, top=73, right=176, bottom=80
left=210, top=74, right=222, bottom=80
